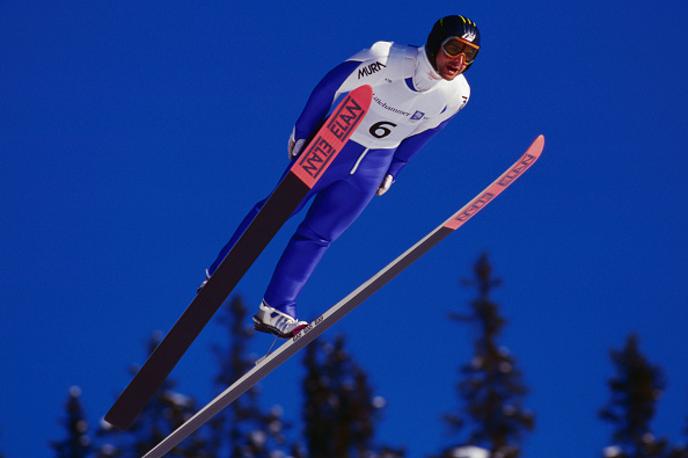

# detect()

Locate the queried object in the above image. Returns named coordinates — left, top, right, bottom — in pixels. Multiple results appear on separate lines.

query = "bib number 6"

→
left=369, top=121, right=397, bottom=139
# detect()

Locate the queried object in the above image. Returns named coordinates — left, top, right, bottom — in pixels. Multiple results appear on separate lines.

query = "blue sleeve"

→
left=294, top=60, right=361, bottom=142
left=386, top=117, right=453, bottom=179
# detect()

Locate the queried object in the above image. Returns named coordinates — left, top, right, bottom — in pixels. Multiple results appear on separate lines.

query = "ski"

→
left=141, top=135, right=545, bottom=458
left=105, top=85, right=373, bottom=429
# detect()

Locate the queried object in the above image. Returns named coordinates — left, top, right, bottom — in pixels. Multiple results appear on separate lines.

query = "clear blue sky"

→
left=2, top=1, right=687, bottom=457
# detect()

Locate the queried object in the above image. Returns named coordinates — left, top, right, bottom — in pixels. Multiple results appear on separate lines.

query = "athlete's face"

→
left=435, top=51, right=468, bottom=80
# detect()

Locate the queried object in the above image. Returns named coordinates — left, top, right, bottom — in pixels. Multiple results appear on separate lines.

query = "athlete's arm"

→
left=288, top=59, right=371, bottom=159
left=385, top=117, right=453, bottom=180
left=386, top=81, right=471, bottom=179
left=289, top=42, right=392, bottom=159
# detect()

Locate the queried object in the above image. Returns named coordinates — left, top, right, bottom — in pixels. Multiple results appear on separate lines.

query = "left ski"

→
left=141, top=135, right=545, bottom=458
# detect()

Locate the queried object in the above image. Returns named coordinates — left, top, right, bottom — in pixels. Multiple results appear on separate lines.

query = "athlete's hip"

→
left=325, top=140, right=396, bottom=179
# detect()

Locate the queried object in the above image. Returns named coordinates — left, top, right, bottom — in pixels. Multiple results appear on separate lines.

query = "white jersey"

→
left=291, top=41, right=472, bottom=179
left=337, top=41, right=471, bottom=149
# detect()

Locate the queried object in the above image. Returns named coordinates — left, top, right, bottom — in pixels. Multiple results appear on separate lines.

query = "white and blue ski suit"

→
left=208, top=41, right=472, bottom=318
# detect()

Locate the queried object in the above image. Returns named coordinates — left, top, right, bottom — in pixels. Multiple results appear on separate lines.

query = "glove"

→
left=288, top=128, right=306, bottom=161
left=376, top=174, right=394, bottom=196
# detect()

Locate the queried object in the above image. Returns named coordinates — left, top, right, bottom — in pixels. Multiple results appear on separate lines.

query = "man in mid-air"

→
left=204, top=15, right=481, bottom=337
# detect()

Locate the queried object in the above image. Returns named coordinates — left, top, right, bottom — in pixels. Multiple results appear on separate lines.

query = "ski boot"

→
left=252, top=301, right=308, bottom=338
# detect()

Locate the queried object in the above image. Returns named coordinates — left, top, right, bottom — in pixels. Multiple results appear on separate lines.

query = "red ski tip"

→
left=442, top=135, right=544, bottom=231
left=534, top=134, right=545, bottom=152
left=290, top=84, right=373, bottom=189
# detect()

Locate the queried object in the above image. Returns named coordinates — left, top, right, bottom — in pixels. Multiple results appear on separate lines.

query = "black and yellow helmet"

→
left=425, top=15, right=481, bottom=71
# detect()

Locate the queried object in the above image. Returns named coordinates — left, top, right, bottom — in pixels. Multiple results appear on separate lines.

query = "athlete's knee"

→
left=294, top=222, right=333, bottom=248
left=252, top=197, right=268, bottom=213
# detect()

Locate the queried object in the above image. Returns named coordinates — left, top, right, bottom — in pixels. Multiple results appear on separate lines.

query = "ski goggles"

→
left=441, top=37, right=480, bottom=63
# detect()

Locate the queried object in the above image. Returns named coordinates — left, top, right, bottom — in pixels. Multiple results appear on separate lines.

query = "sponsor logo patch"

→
left=358, top=61, right=387, bottom=79
left=372, top=96, right=411, bottom=117
left=295, top=94, right=364, bottom=179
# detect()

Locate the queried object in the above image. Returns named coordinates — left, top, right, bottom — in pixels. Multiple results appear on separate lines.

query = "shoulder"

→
left=346, top=41, right=417, bottom=81
left=440, top=74, right=471, bottom=114
left=347, top=41, right=416, bottom=62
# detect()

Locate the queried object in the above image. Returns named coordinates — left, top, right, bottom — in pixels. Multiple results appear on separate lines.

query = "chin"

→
left=441, top=71, right=458, bottom=81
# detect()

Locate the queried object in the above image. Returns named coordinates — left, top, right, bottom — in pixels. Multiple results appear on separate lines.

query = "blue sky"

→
left=2, top=1, right=687, bottom=457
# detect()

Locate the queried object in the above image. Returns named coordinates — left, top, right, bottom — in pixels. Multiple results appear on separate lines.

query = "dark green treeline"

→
left=41, top=255, right=688, bottom=458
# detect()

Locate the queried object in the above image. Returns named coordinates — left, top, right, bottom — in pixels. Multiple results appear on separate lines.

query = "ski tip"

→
left=525, top=134, right=545, bottom=159
left=533, top=134, right=545, bottom=151
left=356, top=84, right=373, bottom=98
left=351, top=84, right=373, bottom=109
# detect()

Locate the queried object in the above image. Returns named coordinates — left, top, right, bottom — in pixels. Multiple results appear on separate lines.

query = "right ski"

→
left=140, top=135, right=545, bottom=458
left=105, top=85, right=373, bottom=429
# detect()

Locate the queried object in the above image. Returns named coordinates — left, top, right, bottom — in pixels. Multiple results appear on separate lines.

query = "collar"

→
left=412, top=47, right=443, bottom=92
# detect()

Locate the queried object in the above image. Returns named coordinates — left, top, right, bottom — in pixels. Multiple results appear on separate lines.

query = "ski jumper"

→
left=208, top=41, right=471, bottom=318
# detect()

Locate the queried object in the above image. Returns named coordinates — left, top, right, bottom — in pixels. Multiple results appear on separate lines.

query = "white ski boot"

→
left=252, top=301, right=308, bottom=338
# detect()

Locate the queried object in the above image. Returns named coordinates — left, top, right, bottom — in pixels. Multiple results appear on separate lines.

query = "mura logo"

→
left=358, top=61, right=387, bottom=79
left=410, top=111, right=425, bottom=121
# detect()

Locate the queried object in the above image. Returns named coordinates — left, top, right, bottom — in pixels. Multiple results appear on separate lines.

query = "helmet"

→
left=425, top=15, right=481, bottom=72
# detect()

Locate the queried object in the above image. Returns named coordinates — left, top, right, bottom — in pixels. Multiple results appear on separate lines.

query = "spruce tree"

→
left=98, top=332, right=207, bottom=457
left=668, top=445, right=688, bottom=458
left=0, top=427, right=6, bottom=458
left=208, top=295, right=298, bottom=457
left=51, top=386, right=92, bottom=458
left=301, top=335, right=405, bottom=458
left=599, top=334, right=676, bottom=458
left=437, top=254, right=534, bottom=458
left=673, top=420, right=688, bottom=457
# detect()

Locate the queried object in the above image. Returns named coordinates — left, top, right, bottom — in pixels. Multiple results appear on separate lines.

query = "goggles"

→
left=441, top=37, right=480, bottom=63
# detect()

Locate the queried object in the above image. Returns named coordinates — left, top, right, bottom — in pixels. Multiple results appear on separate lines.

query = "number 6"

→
left=369, top=121, right=397, bottom=139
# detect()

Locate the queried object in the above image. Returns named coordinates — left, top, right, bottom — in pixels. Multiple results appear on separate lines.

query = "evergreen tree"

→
left=302, top=335, right=405, bottom=458
left=672, top=420, right=688, bottom=457
left=599, top=334, right=680, bottom=458
left=51, top=386, right=92, bottom=458
left=668, top=445, right=688, bottom=458
left=208, top=295, right=298, bottom=457
left=437, top=254, right=534, bottom=458
left=98, top=332, right=207, bottom=457
left=680, top=419, right=688, bottom=455
left=0, top=427, right=6, bottom=458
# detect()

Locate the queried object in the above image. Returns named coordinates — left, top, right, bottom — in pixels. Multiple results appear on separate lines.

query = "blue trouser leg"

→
left=207, top=166, right=298, bottom=276
left=208, top=141, right=395, bottom=318
left=263, top=179, right=379, bottom=317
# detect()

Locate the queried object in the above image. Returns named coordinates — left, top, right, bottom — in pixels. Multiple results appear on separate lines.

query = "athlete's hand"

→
left=288, top=130, right=306, bottom=161
left=376, top=174, right=394, bottom=196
